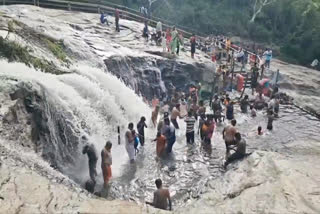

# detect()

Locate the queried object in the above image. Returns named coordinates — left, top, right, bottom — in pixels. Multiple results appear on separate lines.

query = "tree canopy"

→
left=109, top=0, right=320, bottom=66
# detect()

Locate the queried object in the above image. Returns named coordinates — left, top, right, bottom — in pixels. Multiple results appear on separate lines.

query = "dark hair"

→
left=81, top=135, right=88, bottom=141
left=250, top=105, right=254, bottom=110
left=258, top=126, right=262, bottom=131
left=231, top=119, right=237, bottom=126
left=226, top=97, right=230, bottom=102
left=235, top=132, right=241, bottom=140
left=157, top=132, right=161, bottom=137
left=105, top=141, right=112, bottom=149
left=155, top=179, right=162, bottom=188
left=128, top=123, right=134, bottom=129
left=188, top=111, right=192, bottom=117
left=244, top=95, right=249, bottom=99
left=140, top=116, right=146, bottom=121
left=176, top=103, right=180, bottom=108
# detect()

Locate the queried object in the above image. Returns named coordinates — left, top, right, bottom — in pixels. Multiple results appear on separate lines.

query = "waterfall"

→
left=0, top=60, right=152, bottom=183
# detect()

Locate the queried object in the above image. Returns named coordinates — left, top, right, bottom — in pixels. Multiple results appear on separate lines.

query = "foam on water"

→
left=0, top=60, right=151, bottom=181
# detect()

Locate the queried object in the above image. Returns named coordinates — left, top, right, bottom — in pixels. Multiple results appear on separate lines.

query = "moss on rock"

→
left=0, top=36, right=67, bottom=75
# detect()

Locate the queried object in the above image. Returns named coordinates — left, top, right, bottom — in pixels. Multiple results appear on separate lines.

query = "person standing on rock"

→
left=125, top=123, right=135, bottom=163
left=115, top=8, right=120, bottom=32
left=251, top=63, right=259, bottom=95
left=146, top=179, right=172, bottom=210
left=82, top=136, right=98, bottom=183
left=156, top=21, right=162, bottom=45
left=137, top=116, right=147, bottom=146
left=166, top=28, right=172, bottom=52
left=190, top=33, right=196, bottom=59
left=170, top=26, right=179, bottom=55
left=101, top=141, right=112, bottom=188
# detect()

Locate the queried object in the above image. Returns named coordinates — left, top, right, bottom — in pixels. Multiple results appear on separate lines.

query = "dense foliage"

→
left=108, top=0, right=320, bottom=66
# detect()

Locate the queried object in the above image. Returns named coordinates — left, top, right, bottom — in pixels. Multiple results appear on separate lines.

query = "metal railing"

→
left=1, top=0, right=206, bottom=38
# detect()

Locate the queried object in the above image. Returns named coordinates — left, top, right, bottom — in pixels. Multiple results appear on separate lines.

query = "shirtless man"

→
left=146, top=179, right=172, bottom=211
left=224, top=132, right=246, bottom=168
left=125, top=123, right=135, bottom=163
left=222, top=119, right=237, bottom=157
left=171, top=104, right=183, bottom=129
left=151, top=106, right=160, bottom=128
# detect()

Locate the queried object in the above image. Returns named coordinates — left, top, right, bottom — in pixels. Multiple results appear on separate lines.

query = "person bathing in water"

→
left=82, top=136, right=98, bottom=183
left=125, top=123, right=135, bottom=163
left=137, top=116, right=147, bottom=146
left=224, top=132, right=247, bottom=168
left=101, top=141, right=112, bottom=188
left=171, top=104, right=184, bottom=129
left=222, top=119, right=237, bottom=158
left=184, top=111, right=196, bottom=144
left=267, top=110, right=274, bottom=131
left=152, top=105, right=160, bottom=128
left=153, top=132, right=167, bottom=159
left=146, top=179, right=172, bottom=211
left=163, top=118, right=176, bottom=153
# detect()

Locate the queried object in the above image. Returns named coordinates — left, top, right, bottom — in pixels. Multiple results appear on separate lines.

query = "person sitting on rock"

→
left=100, top=12, right=109, bottom=26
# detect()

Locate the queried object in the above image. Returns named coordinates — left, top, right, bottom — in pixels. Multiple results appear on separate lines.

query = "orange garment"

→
left=102, top=165, right=112, bottom=184
left=156, top=135, right=166, bottom=157
left=202, top=124, right=208, bottom=134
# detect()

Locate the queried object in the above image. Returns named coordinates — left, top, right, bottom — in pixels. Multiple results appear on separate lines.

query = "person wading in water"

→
left=146, top=179, right=172, bottom=211
left=137, top=116, right=147, bottom=146
left=125, top=123, right=135, bottom=163
left=101, top=141, right=112, bottom=188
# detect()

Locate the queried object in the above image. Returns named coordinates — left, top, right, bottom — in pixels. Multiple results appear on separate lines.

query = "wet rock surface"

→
left=1, top=82, right=81, bottom=170
left=0, top=5, right=320, bottom=214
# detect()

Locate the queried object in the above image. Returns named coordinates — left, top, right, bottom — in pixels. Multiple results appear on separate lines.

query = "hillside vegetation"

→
left=107, top=0, right=320, bottom=66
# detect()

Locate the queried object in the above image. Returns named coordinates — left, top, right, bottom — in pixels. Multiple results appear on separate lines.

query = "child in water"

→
left=132, top=130, right=140, bottom=155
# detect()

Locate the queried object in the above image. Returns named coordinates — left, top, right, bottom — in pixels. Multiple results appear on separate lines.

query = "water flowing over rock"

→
left=0, top=5, right=320, bottom=214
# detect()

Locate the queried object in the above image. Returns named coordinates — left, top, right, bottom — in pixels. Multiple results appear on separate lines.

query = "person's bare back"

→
left=153, top=188, right=170, bottom=210
left=224, top=125, right=237, bottom=143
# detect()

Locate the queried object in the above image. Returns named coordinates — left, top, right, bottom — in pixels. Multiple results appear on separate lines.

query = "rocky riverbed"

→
left=0, top=5, right=320, bottom=214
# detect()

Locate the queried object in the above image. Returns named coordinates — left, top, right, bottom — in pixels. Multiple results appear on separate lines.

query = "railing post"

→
left=33, top=0, right=36, bottom=6
left=68, top=3, right=71, bottom=11
left=3, top=0, right=5, bottom=6
left=37, top=0, right=39, bottom=7
left=98, top=6, right=100, bottom=14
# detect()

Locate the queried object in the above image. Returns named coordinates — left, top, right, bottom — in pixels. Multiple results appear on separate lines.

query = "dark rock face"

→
left=4, top=83, right=80, bottom=170
left=104, top=55, right=215, bottom=100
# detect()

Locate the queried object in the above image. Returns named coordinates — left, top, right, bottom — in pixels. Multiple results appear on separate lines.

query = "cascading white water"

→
left=0, top=60, right=152, bottom=182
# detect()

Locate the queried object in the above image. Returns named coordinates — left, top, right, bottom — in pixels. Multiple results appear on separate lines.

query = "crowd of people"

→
left=99, top=8, right=199, bottom=59
left=94, top=7, right=278, bottom=211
